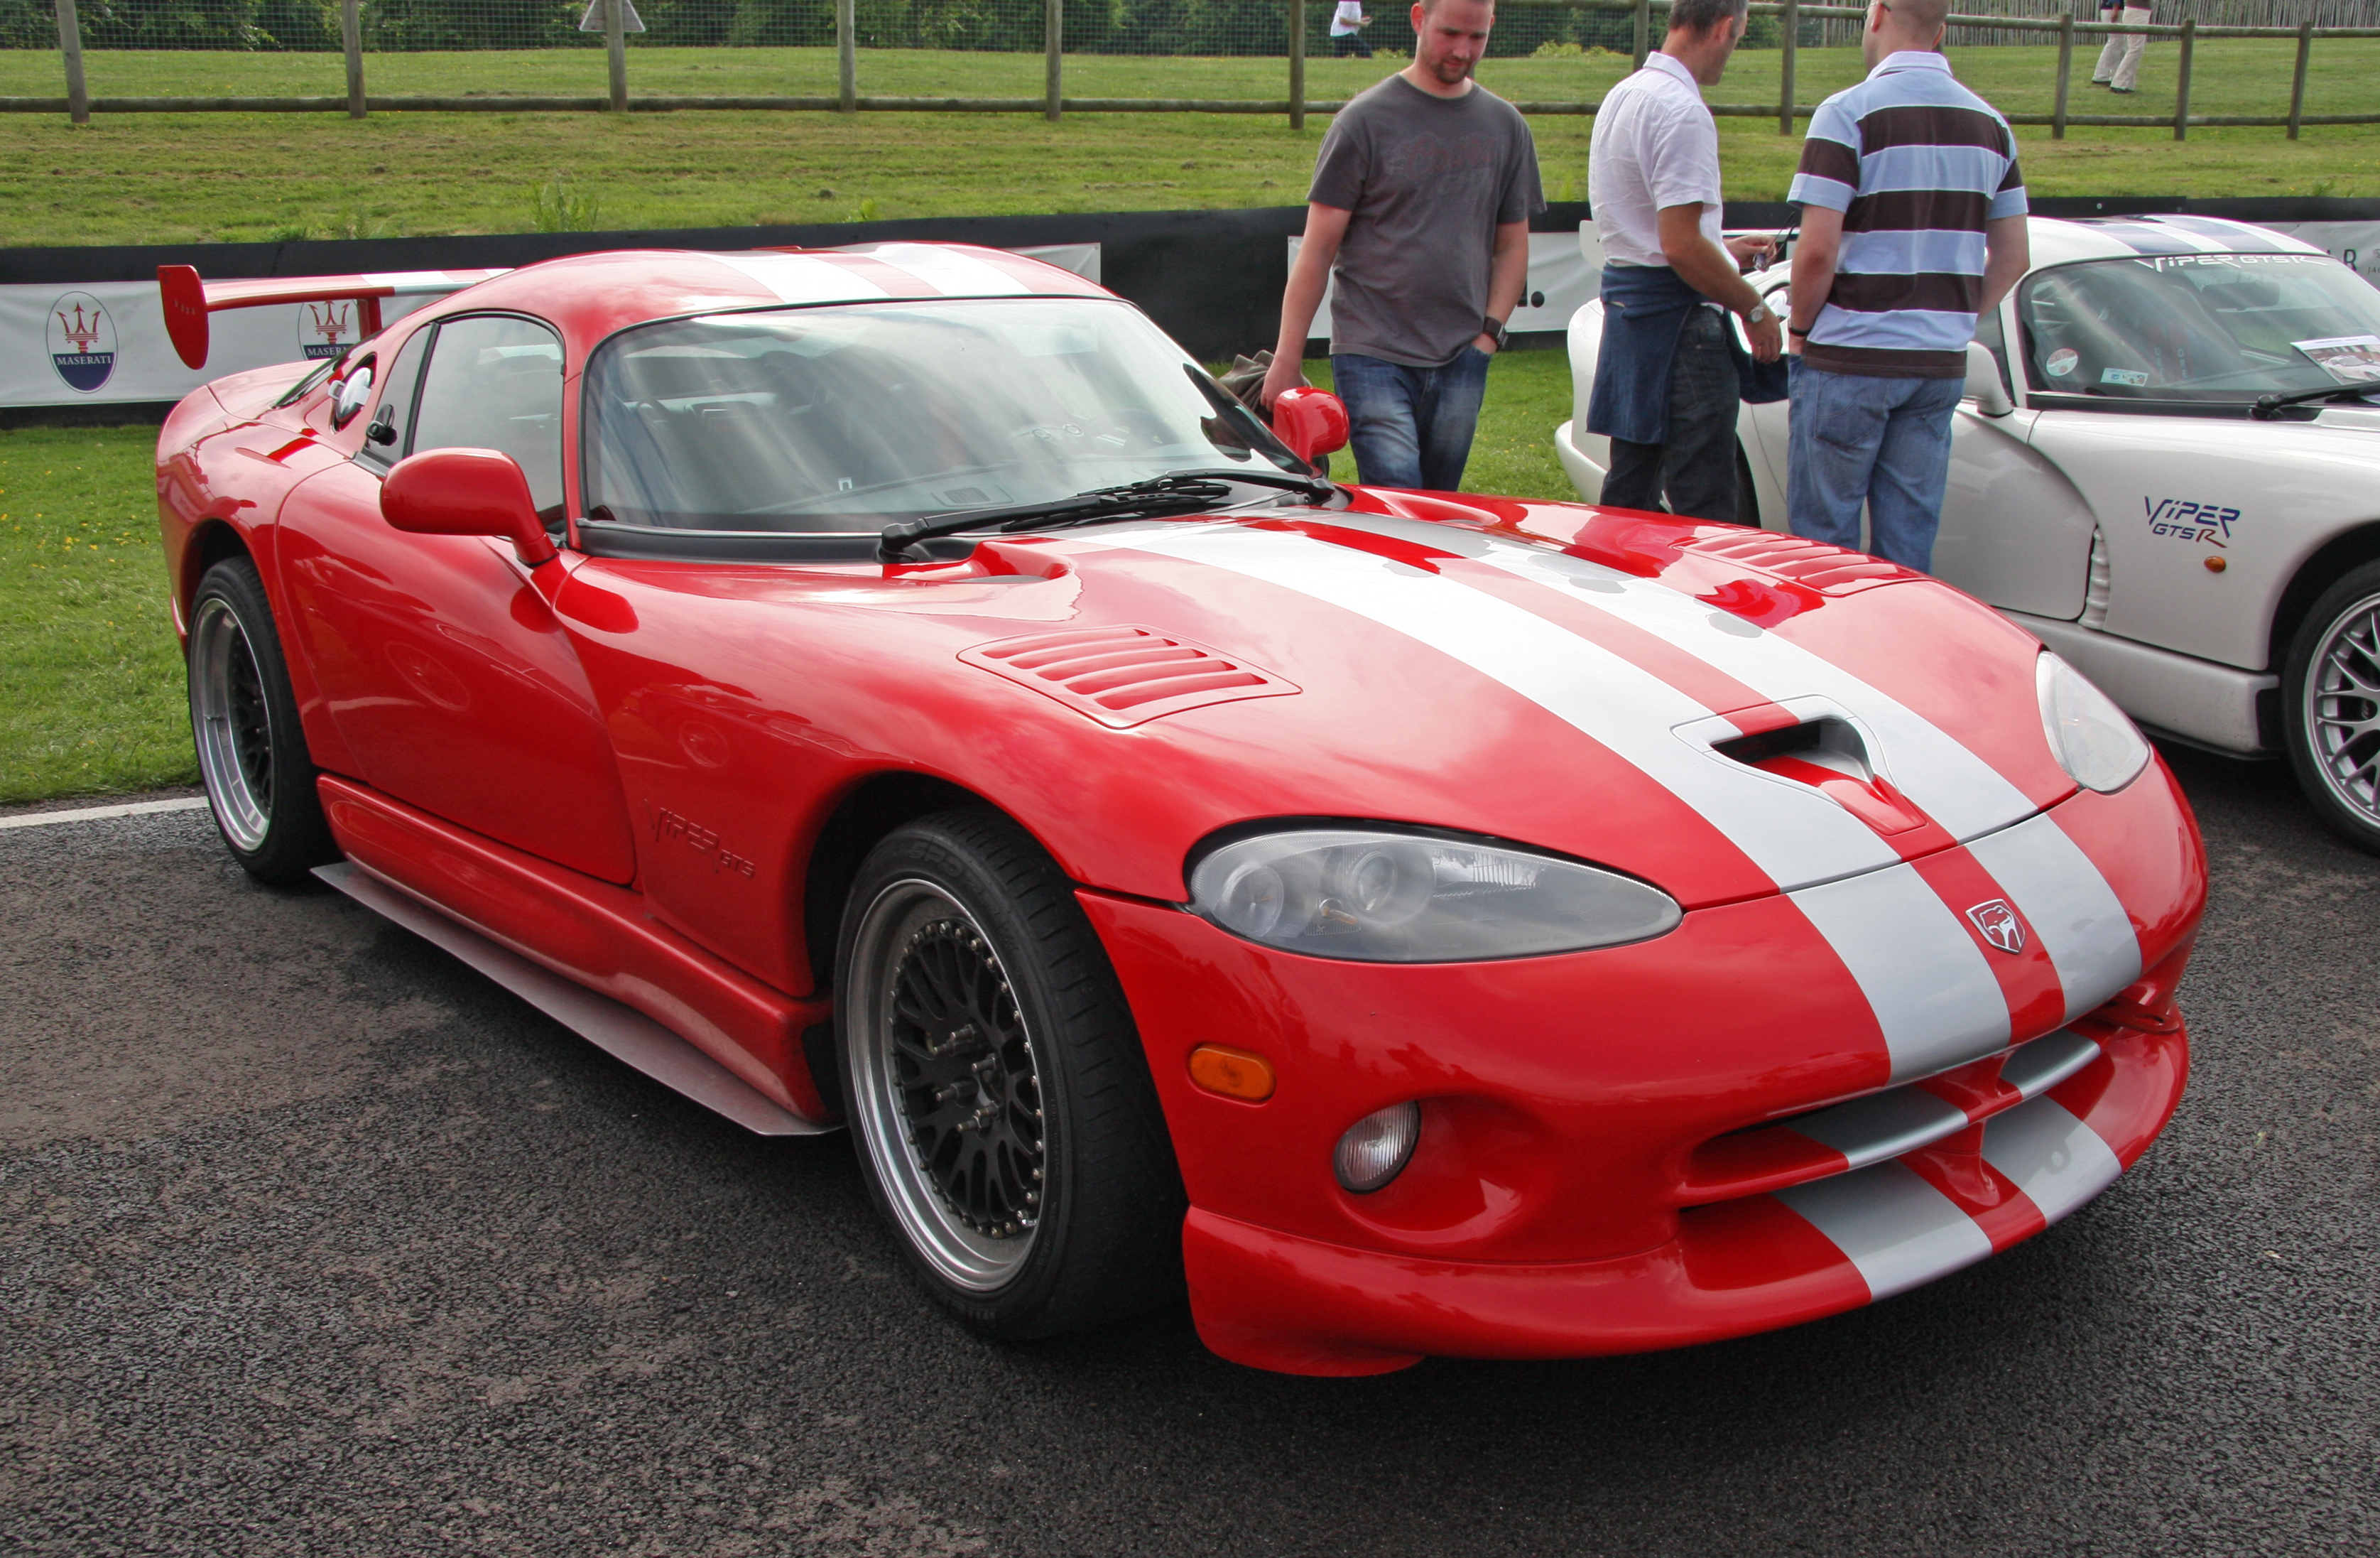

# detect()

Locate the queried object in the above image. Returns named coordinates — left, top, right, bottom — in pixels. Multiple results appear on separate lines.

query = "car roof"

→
left=2026, top=212, right=2329, bottom=269
left=409, top=242, right=1116, bottom=358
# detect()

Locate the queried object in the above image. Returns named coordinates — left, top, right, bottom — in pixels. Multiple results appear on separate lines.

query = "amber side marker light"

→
left=1188, top=1044, right=1276, bottom=1101
left=2205, top=556, right=2227, bottom=573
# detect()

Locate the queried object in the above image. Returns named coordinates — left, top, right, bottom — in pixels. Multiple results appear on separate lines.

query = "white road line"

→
left=0, top=797, right=210, bottom=831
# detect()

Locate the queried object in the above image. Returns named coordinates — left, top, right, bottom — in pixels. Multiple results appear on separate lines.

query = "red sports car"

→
left=154, top=244, right=2205, bottom=1376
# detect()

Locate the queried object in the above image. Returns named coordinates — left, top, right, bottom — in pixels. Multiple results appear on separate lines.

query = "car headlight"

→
left=1186, top=826, right=1682, bottom=963
left=2037, top=651, right=2150, bottom=793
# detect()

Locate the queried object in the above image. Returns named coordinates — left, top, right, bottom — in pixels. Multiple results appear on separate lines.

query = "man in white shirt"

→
left=1583, top=0, right=1781, bottom=521
left=1331, top=0, right=1373, bottom=57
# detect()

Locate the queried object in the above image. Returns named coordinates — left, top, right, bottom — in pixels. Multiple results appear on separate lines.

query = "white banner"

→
left=2249, top=221, right=2380, bottom=287
left=1288, top=231, right=1599, bottom=347
left=0, top=242, right=1101, bottom=411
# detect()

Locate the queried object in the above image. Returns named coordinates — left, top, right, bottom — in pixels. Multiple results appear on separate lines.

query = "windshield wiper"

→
left=876, top=469, right=1332, bottom=562
left=2251, top=382, right=2380, bottom=420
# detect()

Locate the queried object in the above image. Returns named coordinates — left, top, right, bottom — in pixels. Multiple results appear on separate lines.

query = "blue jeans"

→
left=1332, top=348, right=1494, bottom=492
left=1786, top=359, right=1965, bottom=571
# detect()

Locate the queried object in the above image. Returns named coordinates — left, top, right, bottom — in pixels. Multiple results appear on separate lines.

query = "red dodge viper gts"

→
left=153, top=244, right=2205, bottom=1375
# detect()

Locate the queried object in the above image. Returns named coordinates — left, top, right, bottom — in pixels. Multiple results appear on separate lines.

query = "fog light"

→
left=1334, top=1102, right=1421, bottom=1194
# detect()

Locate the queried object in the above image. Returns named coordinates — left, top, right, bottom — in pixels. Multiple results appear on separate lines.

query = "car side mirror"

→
left=381, top=447, right=559, bottom=568
left=1272, top=386, right=1350, bottom=468
left=1964, top=342, right=2014, bottom=418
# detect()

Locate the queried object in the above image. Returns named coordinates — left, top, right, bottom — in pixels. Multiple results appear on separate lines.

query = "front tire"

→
left=835, top=807, right=1183, bottom=1340
left=2283, top=559, right=2380, bottom=854
left=188, top=558, right=337, bottom=884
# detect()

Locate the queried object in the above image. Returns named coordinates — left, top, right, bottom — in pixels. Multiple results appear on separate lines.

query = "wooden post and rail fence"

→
left=13, top=0, right=2379, bottom=134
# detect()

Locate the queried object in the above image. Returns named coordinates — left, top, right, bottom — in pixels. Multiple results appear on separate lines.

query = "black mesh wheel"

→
left=835, top=807, right=1183, bottom=1340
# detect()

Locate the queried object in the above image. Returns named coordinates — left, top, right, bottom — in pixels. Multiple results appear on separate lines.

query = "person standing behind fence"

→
left=1332, top=0, right=1374, bottom=58
left=1783, top=0, right=2028, bottom=573
left=2092, top=0, right=2151, bottom=94
left=1262, top=0, right=1543, bottom=492
left=1582, top=0, right=1783, bottom=523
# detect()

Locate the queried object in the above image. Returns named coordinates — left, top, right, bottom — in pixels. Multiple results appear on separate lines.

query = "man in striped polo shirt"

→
left=1783, top=0, right=2028, bottom=571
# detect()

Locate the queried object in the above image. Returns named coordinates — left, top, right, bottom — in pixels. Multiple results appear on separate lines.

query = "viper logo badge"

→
left=1966, top=899, right=2026, bottom=954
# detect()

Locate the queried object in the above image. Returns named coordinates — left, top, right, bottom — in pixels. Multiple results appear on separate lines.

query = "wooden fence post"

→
left=1045, top=0, right=1062, bottom=121
left=341, top=0, right=366, bottom=120
left=604, top=0, right=627, bottom=112
left=2287, top=20, right=2310, bottom=141
left=837, top=0, right=856, bottom=112
left=1289, top=0, right=1305, bottom=131
left=1632, top=0, right=1649, bottom=70
left=2051, top=10, right=2072, bottom=140
left=1779, top=0, right=1797, bottom=134
left=55, top=0, right=87, bottom=126
left=2173, top=15, right=2193, bottom=141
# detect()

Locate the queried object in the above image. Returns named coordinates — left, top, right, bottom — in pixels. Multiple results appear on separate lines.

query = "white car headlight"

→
left=2037, top=651, right=2150, bottom=793
left=1186, top=827, right=1682, bottom=963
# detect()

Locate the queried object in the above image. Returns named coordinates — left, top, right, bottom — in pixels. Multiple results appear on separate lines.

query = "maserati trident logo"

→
left=300, top=300, right=356, bottom=359
left=47, top=291, right=116, bottom=393
left=1966, top=898, right=2026, bottom=955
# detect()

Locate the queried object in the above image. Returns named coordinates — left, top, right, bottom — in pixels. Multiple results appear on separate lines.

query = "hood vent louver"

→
left=960, top=626, right=1301, bottom=729
left=1688, top=531, right=1918, bottom=595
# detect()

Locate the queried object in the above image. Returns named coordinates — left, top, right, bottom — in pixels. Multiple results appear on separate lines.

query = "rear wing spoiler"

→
left=157, top=264, right=509, bottom=370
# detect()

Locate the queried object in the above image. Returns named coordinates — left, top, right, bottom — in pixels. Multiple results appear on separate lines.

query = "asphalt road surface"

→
left=3, top=754, right=2374, bottom=1558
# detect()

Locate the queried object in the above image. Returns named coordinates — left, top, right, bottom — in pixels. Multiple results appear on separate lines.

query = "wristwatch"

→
left=1482, top=315, right=1510, bottom=352
left=1744, top=302, right=1772, bottom=325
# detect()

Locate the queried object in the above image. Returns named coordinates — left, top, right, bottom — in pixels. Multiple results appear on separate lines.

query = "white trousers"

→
left=2093, top=6, right=2150, bottom=91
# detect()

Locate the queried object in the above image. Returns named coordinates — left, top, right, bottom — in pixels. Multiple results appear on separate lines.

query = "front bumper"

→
left=1177, top=1020, right=2184, bottom=1375
left=1081, top=772, right=2203, bottom=1375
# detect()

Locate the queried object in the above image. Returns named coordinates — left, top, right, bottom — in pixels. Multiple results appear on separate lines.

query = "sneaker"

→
left=2090, top=77, right=2111, bottom=85
left=2111, top=85, right=2136, bottom=93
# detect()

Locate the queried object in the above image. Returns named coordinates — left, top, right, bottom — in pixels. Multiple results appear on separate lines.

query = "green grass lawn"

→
left=0, top=353, right=1575, bottom=802
left=0, top=428, right=195, bottom=803
left=1, top=41, right=2373, bottom=244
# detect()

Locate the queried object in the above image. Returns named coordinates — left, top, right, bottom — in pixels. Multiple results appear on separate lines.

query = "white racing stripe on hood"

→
left=1320, top=514, right=2036, bottom=840
left=1788, top=864, right=2009, bottom=1078
left=1964, top=812, right=2143, bottom=1022
left=1082, top=522, right=1897, bottom=891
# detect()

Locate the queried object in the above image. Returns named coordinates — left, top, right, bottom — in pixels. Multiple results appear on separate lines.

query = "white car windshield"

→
left=2020, top=253, right=2380, bottom=402
left=581, top=297, right=1303, bottom=534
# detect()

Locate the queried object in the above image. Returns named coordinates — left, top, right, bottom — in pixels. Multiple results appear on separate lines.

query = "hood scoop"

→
left=961, top=625, right=1300, bottom=729
left=1713, top=715, right=1933, bottom=836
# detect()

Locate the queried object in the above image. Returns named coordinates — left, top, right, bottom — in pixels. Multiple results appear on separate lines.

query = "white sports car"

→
left=1555, top=214, right=2380, bottom=851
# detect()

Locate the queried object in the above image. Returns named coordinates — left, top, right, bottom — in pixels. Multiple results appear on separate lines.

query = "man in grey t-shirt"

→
left=1261, top=0, right=1543, bottom=491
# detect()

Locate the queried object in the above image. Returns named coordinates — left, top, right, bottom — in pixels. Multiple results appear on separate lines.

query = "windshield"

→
left=581, top=298, right=1303, bottom=534
left=2019, top=252, right=2380, bottom=403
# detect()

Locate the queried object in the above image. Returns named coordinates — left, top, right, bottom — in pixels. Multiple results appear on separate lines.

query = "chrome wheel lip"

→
left=846, top=877, right=1043, bottom=1294
left=189, top=595, right=271, bottom=854
left=2305, top=590, right=2380, bottom=831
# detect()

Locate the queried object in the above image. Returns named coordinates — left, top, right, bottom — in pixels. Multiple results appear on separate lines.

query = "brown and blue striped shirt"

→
left=1788, top=53, right=2026, bottom=378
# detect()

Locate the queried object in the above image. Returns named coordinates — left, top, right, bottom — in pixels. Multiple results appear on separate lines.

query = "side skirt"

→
left=319, top=860, right=832, bottom=1137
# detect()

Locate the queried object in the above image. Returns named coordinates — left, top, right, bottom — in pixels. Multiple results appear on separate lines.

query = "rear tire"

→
left=188, top=558, right=337, bottom=885
left=835, top=806, right=1184, bottom=1340
left=2283, top=559, right=2380, bottom=855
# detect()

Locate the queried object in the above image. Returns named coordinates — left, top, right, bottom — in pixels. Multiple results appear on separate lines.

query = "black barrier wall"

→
left=4, top=195, right=2376, bottom=427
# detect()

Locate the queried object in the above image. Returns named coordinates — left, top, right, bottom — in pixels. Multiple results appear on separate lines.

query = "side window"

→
left=357, top=328, right=430, bottom=471
left=408, top=314, right=567, bottom=523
